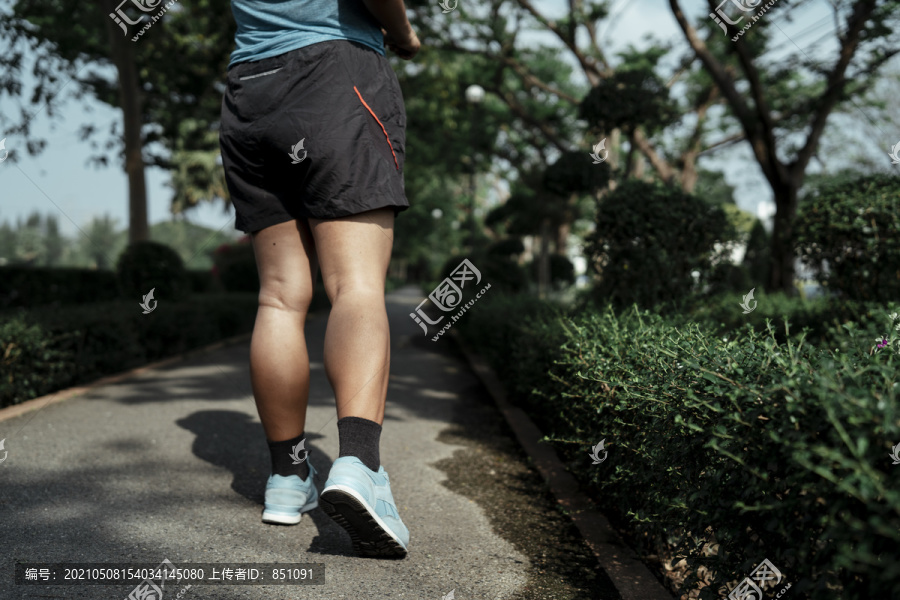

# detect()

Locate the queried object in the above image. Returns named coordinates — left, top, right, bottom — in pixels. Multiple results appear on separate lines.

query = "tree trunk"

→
left=102, top=0, right=149, bottom=244
left=768, top=183, right=799, bottom=295
left=538, top=218, right=551, bottom=298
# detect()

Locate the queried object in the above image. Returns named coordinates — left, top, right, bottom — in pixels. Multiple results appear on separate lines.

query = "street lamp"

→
left=465, top=84, right=485, bottom=104
left=465, top=84, right=484, bottom=246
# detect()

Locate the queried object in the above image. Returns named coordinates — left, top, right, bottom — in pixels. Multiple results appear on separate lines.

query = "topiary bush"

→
left=116, top=241, right=191, bottom=302
left=795, top=173, right=900, bottom=302
left=212, top=236, right=259, bottom=293
left=0, top=313, right=81, bottom=406
left=586, top=179, right=735, bottom=309
left=543, top=150, right=611, bottom=196
left=457, top=293, right=900, bottom=600
left=579, top=66, right=680, bottom=135
left=436, top=251, right=528, bottom=295
left=524, top=254, right=576, bottom=290
left=0, top=293, right=259, bottom=408
left=0, top=266, right=118, bottom=309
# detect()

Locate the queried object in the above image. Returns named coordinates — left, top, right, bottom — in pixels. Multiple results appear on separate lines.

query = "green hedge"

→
left=0, top=266, right=218, bottom=309
left=116, top=240, right=191, bottom=301
left=0, top=293, right=259, bottom=408
left=0, top=267, right=118, bottom=309
left=795, top=174, right=900, bottom=302
left=587, top=179, right=735, bottom=309
left=458, top=293, right=900, bottom=600
left=667, top=289, right=873, bottom=348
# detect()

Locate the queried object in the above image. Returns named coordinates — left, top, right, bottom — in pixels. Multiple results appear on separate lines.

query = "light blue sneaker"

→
left=262, top=462, right=318, bottom=525
left=320, top=457, right=409, bottom=558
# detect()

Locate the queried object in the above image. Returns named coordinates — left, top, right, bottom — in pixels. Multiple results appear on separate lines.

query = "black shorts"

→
left=219, top=39, right=409, bottom=234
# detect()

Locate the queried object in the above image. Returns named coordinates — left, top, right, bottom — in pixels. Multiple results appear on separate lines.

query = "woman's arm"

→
left=361, top=0, right=420, bottom=59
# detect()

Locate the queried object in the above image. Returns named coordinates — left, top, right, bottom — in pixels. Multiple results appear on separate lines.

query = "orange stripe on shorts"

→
left=353, top=85, right=400, bottom=171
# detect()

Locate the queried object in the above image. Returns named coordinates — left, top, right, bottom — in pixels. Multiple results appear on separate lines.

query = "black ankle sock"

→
left=337, top=417, right=382, bottom=472
left=267, top=432, right=310, bottom=479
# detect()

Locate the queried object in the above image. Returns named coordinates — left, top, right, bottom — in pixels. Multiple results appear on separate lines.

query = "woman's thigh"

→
left=251, top=219, right=318, bottom=311
left=309, top=208, right=394, bottom=301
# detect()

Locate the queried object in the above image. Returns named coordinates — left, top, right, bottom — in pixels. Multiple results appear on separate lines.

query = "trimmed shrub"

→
left=704, top=262, right=752, bottom=295
left=673, top=289, right=873, bottom=348
left=743, top=219, right=770, bottom=284
left=116, top=241, right=191, bottom=302
left=212, top=236, right=259, bottom=293
left=795, top=174, right=900, bottom=302
left=186, top=269, right=219, bottom=294
left=543, top=150, right=611, bottom=196
left=587, top=179, right=735, bottom=309
left=0, top=293, right=259, bottom=408
left=437, top=252, right=528, bottom=295
left=487, top=238, right=525, bottom=259
left=0, top=266, right=118, bottom=309
left=457, top=293, right=900, bottom=600
left=525, top=254, right=576, bottom=290
left=0, top=314, right=81, bottom=405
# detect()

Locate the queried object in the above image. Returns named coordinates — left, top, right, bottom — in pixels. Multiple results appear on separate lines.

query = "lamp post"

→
left=465, top=84, right=484, bottom=246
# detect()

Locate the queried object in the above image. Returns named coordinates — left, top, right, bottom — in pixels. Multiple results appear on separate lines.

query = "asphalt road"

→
left=0, top=286, right=621, bottom=600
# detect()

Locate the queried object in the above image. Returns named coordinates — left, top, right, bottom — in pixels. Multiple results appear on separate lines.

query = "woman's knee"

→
left=258, top=278, right=315, bottom=313
left=323, top=276, right=384, bottom=305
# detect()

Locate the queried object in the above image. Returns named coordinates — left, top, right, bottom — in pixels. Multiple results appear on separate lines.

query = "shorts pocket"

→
left=353, top=85, right=400, bottom=171
left=226, top=62, right=289, bottom=123
left=238, top=66, right=284, bottom=81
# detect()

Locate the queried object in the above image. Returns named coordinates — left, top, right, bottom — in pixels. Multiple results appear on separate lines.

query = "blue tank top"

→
left=229, top=0, right=385, bottom=67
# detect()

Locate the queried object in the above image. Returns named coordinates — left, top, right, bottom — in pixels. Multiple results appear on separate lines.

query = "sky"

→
left=0, top=0, right=891, bottom=245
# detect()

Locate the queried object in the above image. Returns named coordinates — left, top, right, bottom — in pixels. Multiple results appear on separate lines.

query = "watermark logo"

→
left=110, top=0, right=178, bottom=41
left=0, top=138, right=8, bottom=162
left=438, top=0, right=458, bottom=13
left=140, top=288, right=157, bottom=314
left=110, top=0, right=161, bottom=36
left=0, top=439, right=7, bottom=464
left=890, top=443, right=900, bottom=465
left=410, top=258, right=491, bottom=341
left=889, top=141, right=900, bottom=165
left=289, top=139, right=307, bottom=164
left=442, top=590, right=455, bottom=600
left=289, top=439, right=308, bottom=465
left=710, top=0, right=761, bottom=34
left=125, top=558, right=191, bottom=600
left=740, top=288, right=757, bottom=314
left=590, top=138, right=608, bottom=164
left=589, top=439, right=608, bottom=464
left=728, top=558, right=788, bottom=600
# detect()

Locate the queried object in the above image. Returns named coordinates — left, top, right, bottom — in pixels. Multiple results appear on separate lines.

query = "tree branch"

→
left=490, top=85, right=573, bottom=154
left=793, top=0, right=879, bottom=178
left=668, top=0, right=774, bottom=180
left=435, top=40, right=581, bottom=104
left=632, top=128, right=676, bottom=185
left=515, top=0, right=605, bottom=84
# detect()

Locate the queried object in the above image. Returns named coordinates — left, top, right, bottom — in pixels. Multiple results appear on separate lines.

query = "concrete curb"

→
left=452, top=332, right=674, bottom=600
left=0, top=331, right=253, bottom=424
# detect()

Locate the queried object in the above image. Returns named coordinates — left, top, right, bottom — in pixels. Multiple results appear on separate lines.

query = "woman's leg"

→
left=249, top=219, right=318, bottom=442
left=313, top=207, right=409, bottom=558
left=308, top=208, right=394, bottom=427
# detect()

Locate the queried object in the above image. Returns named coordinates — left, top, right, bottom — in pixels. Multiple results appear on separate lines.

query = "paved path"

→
left=0, top=286, right=530, bottom=600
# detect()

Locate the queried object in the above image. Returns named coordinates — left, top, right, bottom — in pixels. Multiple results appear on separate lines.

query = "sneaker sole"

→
left=262, top=499, right=318, bottom=525
left=320, top=486, right=407, bottom=558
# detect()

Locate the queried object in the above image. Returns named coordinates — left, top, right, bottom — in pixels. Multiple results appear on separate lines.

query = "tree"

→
left=14, top=212, right=44, bottom=265
left=44, top=214, right=64, bottom=266
left=667, top=0, right=900, bottom=293
left=0, top=0, right=235, bottom=242
left=79, top=214, right=125, bottom=270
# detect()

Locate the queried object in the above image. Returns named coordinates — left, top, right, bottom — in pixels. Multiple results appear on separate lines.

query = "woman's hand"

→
left=382, top=26, right=420, bottom=60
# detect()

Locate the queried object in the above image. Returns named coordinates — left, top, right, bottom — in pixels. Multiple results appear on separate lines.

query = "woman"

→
left=219, top=0, right=420, bottom=559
